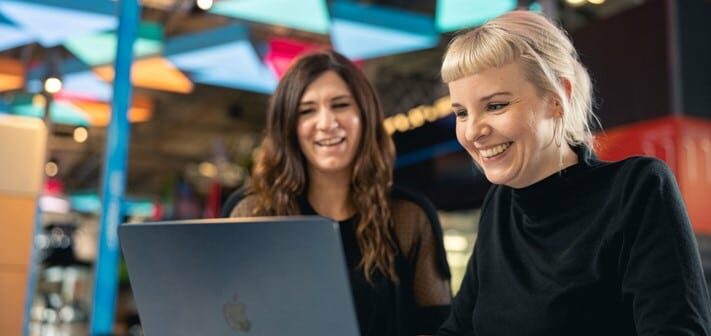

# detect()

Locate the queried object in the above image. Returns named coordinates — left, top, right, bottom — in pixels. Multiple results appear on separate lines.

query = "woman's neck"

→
left=306, top=169, right=354, bottom=221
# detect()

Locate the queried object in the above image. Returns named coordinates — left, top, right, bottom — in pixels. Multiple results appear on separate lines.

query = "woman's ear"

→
left=548, top=94, right=564, bottom=118
left=553, top=101, right=563, bottom=118
left=552, top=76, right=573, bottom=118
left=560, top=76, right=573, bottom=100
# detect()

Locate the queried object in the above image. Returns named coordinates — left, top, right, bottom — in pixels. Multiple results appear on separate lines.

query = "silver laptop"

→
left=119, top=216, right=360, bottom=336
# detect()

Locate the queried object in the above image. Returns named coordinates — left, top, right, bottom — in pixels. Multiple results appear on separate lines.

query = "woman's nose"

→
left=464, top=118, right=490, bottom=143
left=315, top=108, right=339, bottom=131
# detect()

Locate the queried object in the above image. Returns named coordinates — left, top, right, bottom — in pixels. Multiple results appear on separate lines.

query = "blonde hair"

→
left=441, top=10, right=598, bottom=151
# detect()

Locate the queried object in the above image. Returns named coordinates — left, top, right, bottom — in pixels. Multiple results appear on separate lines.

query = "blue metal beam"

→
left=89, top=0, right=139, bottom=334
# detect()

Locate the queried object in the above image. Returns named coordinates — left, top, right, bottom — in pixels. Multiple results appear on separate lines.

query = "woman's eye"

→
left=298, top=108, right=315, bottom=115
left=453, top=109, right=468, bottom=118
left=487, top=102, right=509, bottom=112
left=332, top=103, right=350, bottom=109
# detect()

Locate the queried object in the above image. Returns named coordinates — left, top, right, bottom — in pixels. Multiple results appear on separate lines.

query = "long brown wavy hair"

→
left=248, top=50, right=399, bottom=283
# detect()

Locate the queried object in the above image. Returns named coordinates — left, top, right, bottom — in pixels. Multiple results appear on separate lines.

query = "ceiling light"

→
left=588, top=0, right=605, bottom=4
left=73, top=127, right=88, bottom=143
left=45, top=161, right=58, bottom=177
left=44, top=77, right=62, bottom=94
left=33, top=94, right=46, bottom=107
left=407, top=109, right=425, bottom=128
left=196, top=0, right=213, bottom=11
left=566, top=0, right=586, bottom=5
left=393, top=114, right=410, bottom=133
left=198, top=162, right=217, bottom=178
left=383, top=119, right=395, bottom=135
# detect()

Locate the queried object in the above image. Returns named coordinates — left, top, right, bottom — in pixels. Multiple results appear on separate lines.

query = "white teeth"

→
left=316, top=137, right=344, bottom=146
left=480, top=142, right=511, bottom=158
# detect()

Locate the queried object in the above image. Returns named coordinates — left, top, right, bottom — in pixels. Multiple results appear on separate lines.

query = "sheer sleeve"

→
left=222, top=188, right=258, bottom=218
left=392, top=197, right=451, bottom=304
left=229, top=197, right=256, bottom=217
left=391, top=193, right=452, bottom=334
left=436, top=252, right=477, bottom=335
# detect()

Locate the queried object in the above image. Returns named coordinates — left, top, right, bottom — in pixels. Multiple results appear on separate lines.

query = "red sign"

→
left=597, top=116, right=711, bottom=234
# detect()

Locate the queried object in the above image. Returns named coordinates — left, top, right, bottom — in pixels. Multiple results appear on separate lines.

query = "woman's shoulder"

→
left=389, top=186, right=440, bottom=248
left=221, top=187, right=259, bottom=217
left=586, top=156, right=682, bottom=229
left=390, top=185, right=439, bottom=228
left=616, top=155, right=673, bottom=177
left=604, top=155, right=676, bottom=192
left=389, top=186, right=451, bottom=278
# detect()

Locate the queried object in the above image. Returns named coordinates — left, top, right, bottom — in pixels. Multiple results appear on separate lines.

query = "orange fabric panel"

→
left=0, top=57, right=24, bottom=92
left=70, top=95, right=153, bottom=127
left=94, top=56, right=193, bottom=93
left=0, top=268, right=30, bottom=335
left=0, top=195, right=35, bottom=266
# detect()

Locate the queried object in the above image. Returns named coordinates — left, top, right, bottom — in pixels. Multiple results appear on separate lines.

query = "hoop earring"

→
left=554, top=118, right=563, bottom=148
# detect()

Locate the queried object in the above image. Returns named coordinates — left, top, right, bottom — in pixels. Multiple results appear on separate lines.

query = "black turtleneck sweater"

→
left=436, top=147, right=711, bottom=335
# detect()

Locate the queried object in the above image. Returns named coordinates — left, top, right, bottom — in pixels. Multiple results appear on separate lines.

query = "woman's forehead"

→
left=449, top=63, right=530, bottom=99
left=300, top=72, right=352, bottom=102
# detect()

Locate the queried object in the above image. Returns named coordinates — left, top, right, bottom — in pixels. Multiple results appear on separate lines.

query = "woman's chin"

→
left=483, top=170, right=514, bottom=186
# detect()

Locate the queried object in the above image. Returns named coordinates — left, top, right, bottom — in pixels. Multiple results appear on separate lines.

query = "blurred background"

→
left=0, top=0, right=709, bottom=335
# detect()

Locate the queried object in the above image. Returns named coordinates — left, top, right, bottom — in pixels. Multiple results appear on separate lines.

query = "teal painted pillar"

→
left=89, top=0, right=140, bottom=334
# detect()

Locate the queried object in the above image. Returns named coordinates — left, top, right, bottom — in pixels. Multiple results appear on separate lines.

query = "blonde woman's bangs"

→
left=441, top=27, right=522, bottom=83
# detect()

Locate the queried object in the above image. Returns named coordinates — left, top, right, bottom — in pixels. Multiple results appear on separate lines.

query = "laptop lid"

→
left=119, top=216, right=360, bottom=336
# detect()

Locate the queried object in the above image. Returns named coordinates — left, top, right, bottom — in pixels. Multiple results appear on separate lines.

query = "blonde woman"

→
left=435, top=11, right=711, bottom=335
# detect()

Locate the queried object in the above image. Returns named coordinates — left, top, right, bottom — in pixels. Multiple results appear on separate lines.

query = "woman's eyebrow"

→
left=300, top=94, right=352, bottom=105
left=479, top=91, right=513, bottom=102
left=330, top=94, right=352, bottom=101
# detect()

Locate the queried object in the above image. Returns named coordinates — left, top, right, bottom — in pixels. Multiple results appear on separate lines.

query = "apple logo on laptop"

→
left=223, top=294, right=251, bottom=332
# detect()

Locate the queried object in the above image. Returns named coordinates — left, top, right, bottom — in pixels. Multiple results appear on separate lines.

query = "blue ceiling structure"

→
left=330, top=2, right=439, bottom=60
left=210, top=0, right=331, bottom=34
left=165, top=24, right=278, bottom=94
left=0, top=0, right=116, bottom=47
left=0, top=0, right=533, bottom=99
left=0, top=12, right=33, bottom=51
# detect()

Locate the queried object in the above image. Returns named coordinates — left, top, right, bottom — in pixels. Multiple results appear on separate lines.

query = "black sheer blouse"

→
left=224, top=186, right=452, bottom=336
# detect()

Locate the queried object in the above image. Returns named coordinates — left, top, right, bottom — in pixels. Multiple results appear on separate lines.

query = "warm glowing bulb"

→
left=196, top=0, right=213, bottom=10
left=198, top=162, right=217, bottom=178
left=407, top=109, right=425, bottom=128
left=45, top=161, right=58, bottom=177
left=383, top=118, right=395, bottom=135
left=33, top=94, right=46, bottom=107
left=566, top=0, right=586, bottom=5
left=588, top=0, right=605, bottom=4
left=393, top=114, right=410, bottom=133
left=44, top=77, right=62, bottom=94
left=73, top=127, right=88, bottom=143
